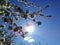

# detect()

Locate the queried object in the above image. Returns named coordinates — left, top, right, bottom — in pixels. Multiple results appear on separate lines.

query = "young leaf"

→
left=0, top=8, right=4, bottom=16
left=0, top=30, right=3, bottom=33
left=14, top=26, right=22, bottom=32
left=4, top=10, right=10, bottom=16
left=8, top=26, right=13, bottom=30
left=37, top=21, right=42, bottom=25
left=15, top=16, right=18, bottom=20
left=0, top=25, right=4, bottom=28
left=21, top=33, right=25, bottom=38
left=45, top=4, right=50, bottom=9
left=45, top=15, right=52, bottom=18
left=14, top=27, right=18, bottom=32
left=38, top=9, right=43, bottom=13
left=39, top=13, right=44, bottom=16
left=15, top=5, right=23, bottom=13
left=33, top=19, right=36, bottom=22
left=26, top=9, right=29, bottom=15
left=30, top=12, right=36, bottom=18
left=9, top=18, right=13, bottom=24
left=0, top=39, right=4, bottom=42
left=0, top=12, right=4, bottom=16
left=22, top=14, right=27, bottom=19
left=24, top=31, right=28, bottom=34
left=3, top=18, right=9, bottom=22
left=30, top=14, right=35, bottom=18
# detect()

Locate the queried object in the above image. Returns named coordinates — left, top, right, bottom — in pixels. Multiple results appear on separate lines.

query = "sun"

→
left=25, top=23, right=34, bottom=33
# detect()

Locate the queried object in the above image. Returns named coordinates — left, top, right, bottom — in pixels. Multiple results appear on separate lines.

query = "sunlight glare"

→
left=24, top=36, right=32, bottom=41
left=28, top=38, right=35, bottom=42
left=25, top=24, right=34, bottom=33
left=24, top=36, right=35, bottom=42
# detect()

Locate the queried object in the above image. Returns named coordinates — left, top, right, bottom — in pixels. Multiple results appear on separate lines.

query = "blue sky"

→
left=0, top=0, right=60, bottom=45
left=10, top=0, right=60, bottom=45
